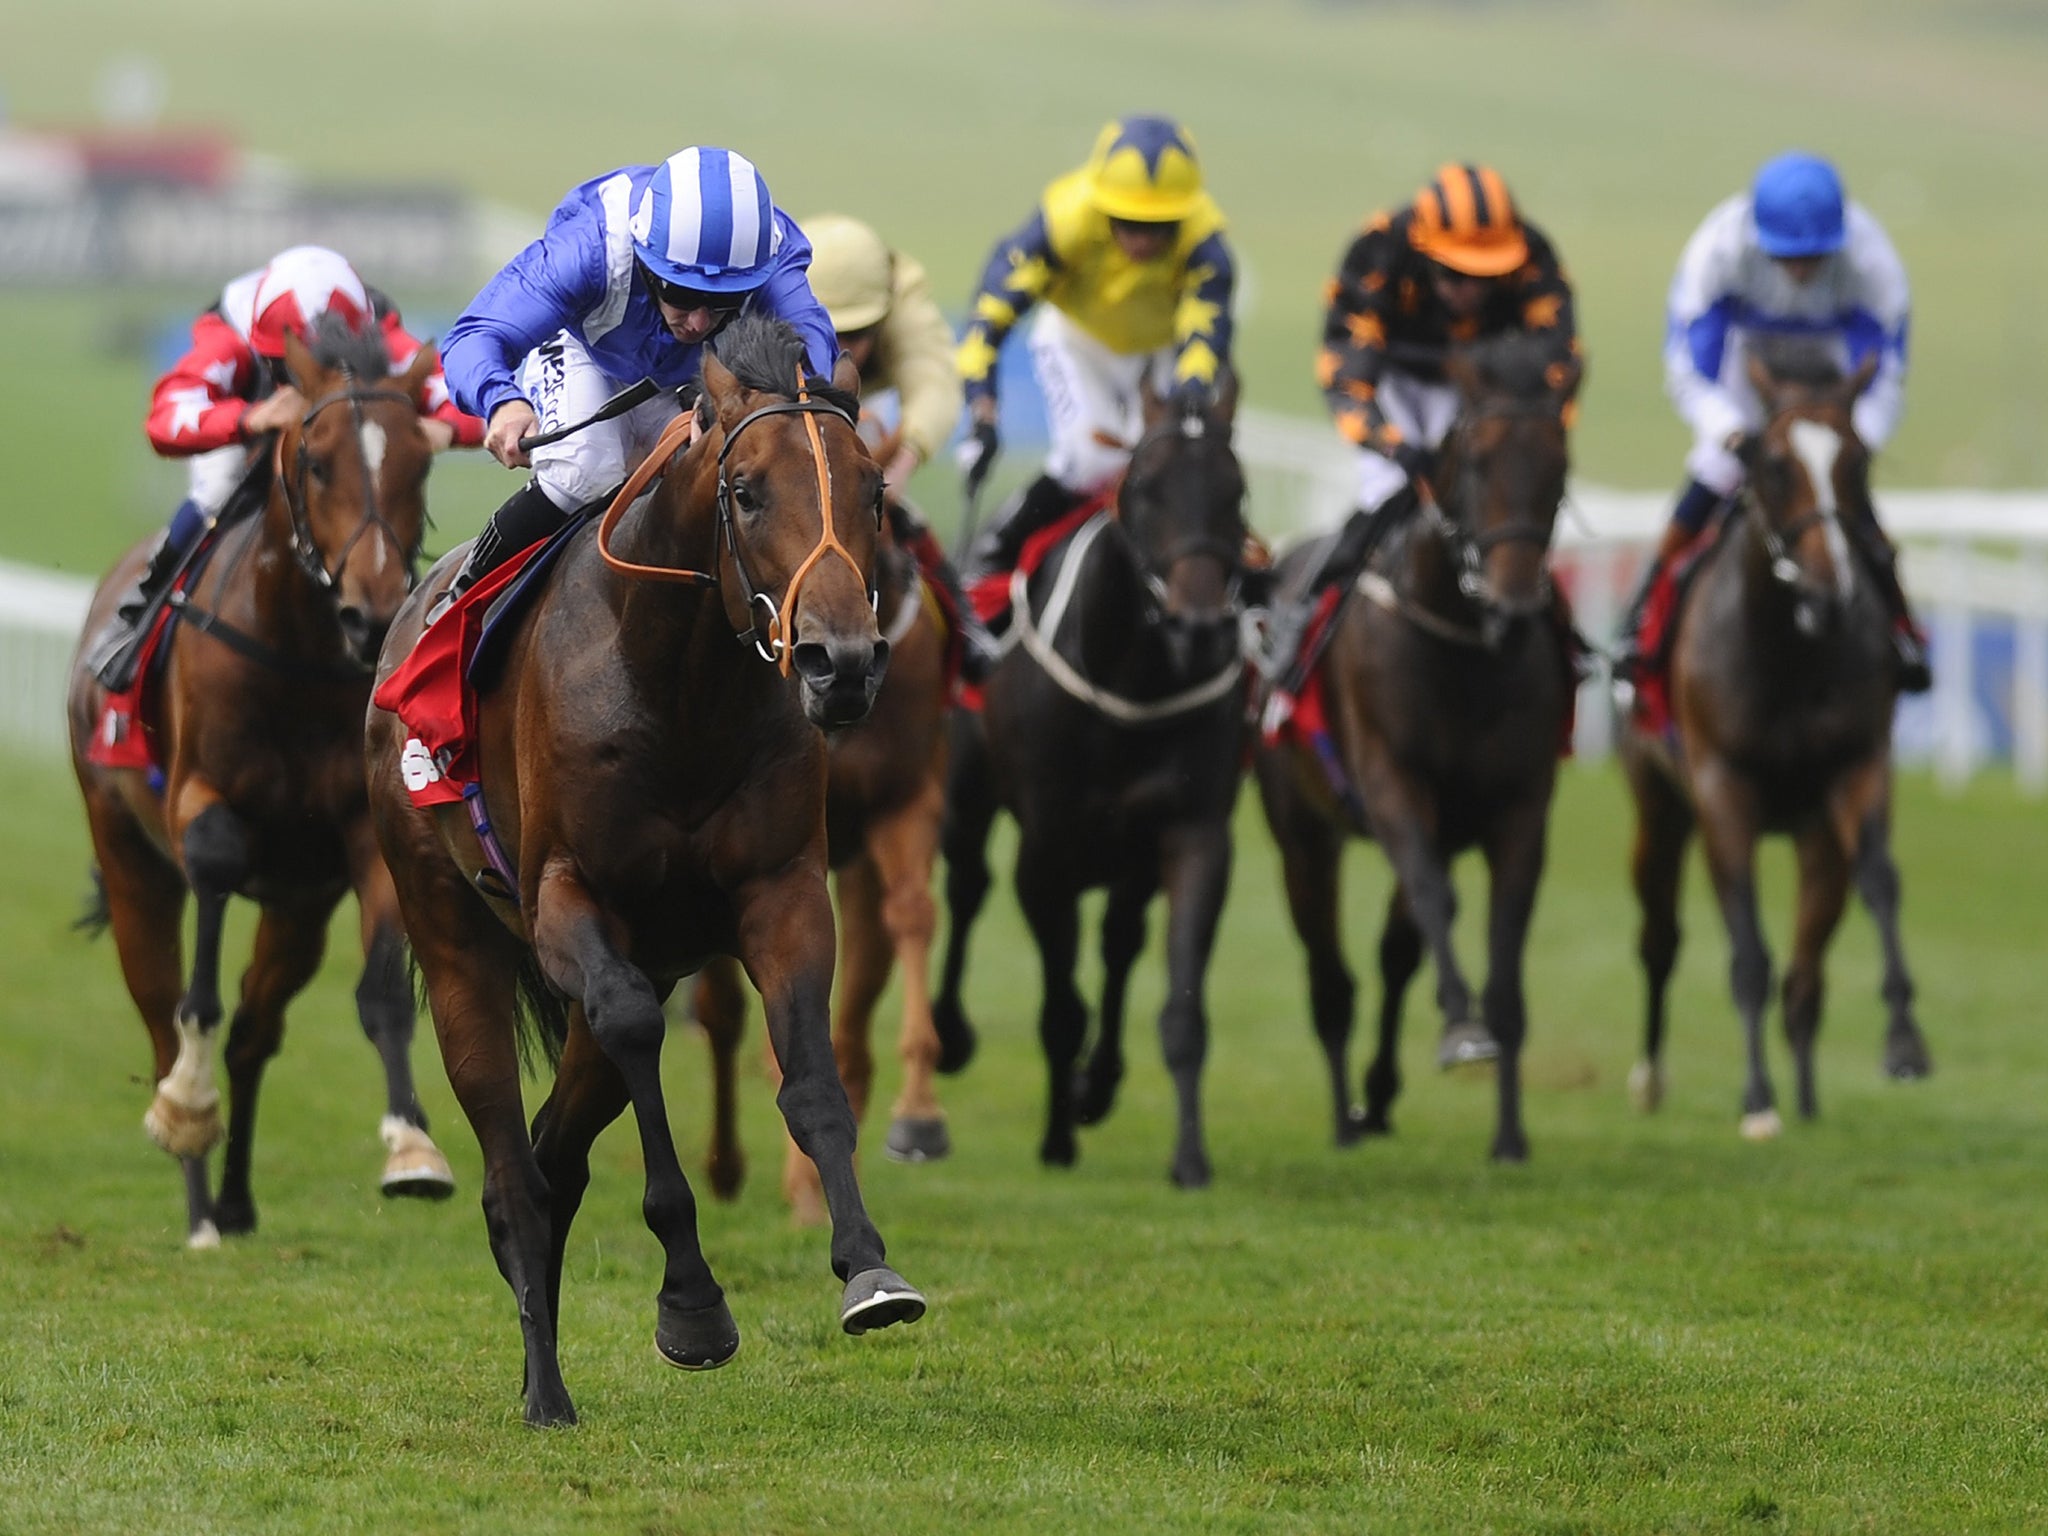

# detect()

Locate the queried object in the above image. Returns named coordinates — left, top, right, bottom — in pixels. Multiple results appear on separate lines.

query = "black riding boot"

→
left=960, top=473, right=1083, bottom=591
left=88, top=526, right=194, bottom=691
left=1259, top=487, right=1417, bottom=686
left=1846, top=512, right=1933, bottom=693
left=426, top=481, right=568, bottom=625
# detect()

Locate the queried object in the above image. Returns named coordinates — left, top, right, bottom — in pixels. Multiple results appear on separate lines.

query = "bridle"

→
left=1112, top=413, right=1249, bottom=631
left=1425, top=397, right=1565, bottom=621
left=593, top=376, right=877, bottom=675
left=279, top=382, right=422, bottom=593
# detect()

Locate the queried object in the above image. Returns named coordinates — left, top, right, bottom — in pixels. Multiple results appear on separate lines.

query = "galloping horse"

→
left=67, top=315, right=453, bottom=1247
left=1620, top=349, right=1931, bottom=1137
left=697, top=508, right=956, bottom=1225
left=1254, top=334, right=1581, bottom=1162
left=936, top=379, right=1250, bottom=1188
left=367, top=317, right=924, bottom=1428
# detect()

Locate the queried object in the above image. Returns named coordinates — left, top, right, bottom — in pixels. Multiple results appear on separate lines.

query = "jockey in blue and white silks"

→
left=432, top=147, right=838, bottom=618
left=1617, top=151, right=1927, bottom=689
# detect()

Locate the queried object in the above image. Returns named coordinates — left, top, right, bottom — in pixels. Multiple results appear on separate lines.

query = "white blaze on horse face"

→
left=360, top=421, right=389, bottom=572
left=1787, top=418, right=1854, bottom=599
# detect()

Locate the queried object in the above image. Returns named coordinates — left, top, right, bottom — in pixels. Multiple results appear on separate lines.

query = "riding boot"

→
left=959, top=473, right=1083, bottom=593
left=1259, top=487, right=1418, bottom=688
left=425, top=481, right=568, bottom=626
left=1613, top=482, right=1723, bottom=683
left=1846, top=512, right=1933, bottom=693
left=87, top=498, right=209, bottom=692
left=888, top=501, right=1003, bottom=683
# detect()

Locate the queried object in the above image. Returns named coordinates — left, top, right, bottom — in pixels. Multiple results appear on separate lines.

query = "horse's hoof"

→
left=1885, top=1035, right=1933, bottom=1080
left=706, top=1152, right=746, bottom=1202
left=1039, top=1132, right=1078, bottom=1168
left=655, top=1296, right=740, bottom=1371
left=379, top=1117, right=456, bottom=1200
left=932, top=1001, right=977, bottom=1076
left=1169, top=1150, right=1213, bottom=1190
left=1628, top=1060, right=1665, bottom=1113
left=523, top=1395, right=579, bottom=1429
left=145, top=1095, right=223, bottom=1160
left=1739, top=1109, right=1783, bottom=1142
left=885, top=1116, right=951, bottom=1163
left=840, top=1267, right=927, bottom=1335
left=1490, top=1134, right=1530, bottom=1164
left=1072, top=1064, right=1124, bottom=1127
left=1437, top=1022, right=1499, bottom=1072
left=1335, top=1106, right=1370, bottom=1147
left=186, top=1220, right=221, bottom=1252
left=212, top=1192, right=256, bottom=1236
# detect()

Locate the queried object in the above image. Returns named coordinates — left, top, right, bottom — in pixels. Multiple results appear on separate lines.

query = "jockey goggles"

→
left=639, top=263, right=752, bottom=316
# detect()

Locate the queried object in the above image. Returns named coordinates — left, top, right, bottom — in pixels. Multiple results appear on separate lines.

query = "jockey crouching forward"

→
left=1260, top=165, right=1580, bottom=693
left=1614, top=151, right=1928, bottom=692
left=953, top=114, right=1236, bottom=601
left=802, top=213, right=998, bottom=680
left=431, top=146, right=839, bottom=619
left=87, top=244, right=482, bottom=690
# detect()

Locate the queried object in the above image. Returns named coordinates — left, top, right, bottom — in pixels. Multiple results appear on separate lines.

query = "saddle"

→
left=1631, top=514, right=1732, bottom=739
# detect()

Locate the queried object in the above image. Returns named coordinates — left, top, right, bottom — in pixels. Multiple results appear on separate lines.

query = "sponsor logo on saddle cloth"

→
left=400, top=737, right=443, bottom=793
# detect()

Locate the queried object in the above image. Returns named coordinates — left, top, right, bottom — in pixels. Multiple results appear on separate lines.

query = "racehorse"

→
left=1253, top=333, right=1582, bottom=1163
left=1619, top=348, right=1931, bottom=1137
left=935, top=378, right=1250, bottom=1189
left=366, top=317, right=924, bottom=1428
left=697, top=508, right=956, bottom=1225
left=66, top=315, right=454, bottom=1248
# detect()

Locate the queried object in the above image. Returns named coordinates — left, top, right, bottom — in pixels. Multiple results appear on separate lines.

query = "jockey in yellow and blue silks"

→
left=955, top=115, right=1236, bottom=580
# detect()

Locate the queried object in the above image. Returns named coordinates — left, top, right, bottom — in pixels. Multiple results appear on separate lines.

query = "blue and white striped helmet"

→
left=631, top=146, right=786, bottom=294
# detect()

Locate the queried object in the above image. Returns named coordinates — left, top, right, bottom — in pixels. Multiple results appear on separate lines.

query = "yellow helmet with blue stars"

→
left=1084, top=116, right=1204, bottom=224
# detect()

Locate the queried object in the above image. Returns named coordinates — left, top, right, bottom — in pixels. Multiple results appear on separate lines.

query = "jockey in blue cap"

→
left=432, top=147, right=839, bottom=617
left=1616, top=151, right=1927, bottom=690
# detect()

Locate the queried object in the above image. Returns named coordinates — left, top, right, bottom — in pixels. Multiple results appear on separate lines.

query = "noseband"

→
left=1430, top=398, right=1563, bottom=617
left=1114, top=418, right=1248, bottom=630
left=280, top=383, right=422, bottom=593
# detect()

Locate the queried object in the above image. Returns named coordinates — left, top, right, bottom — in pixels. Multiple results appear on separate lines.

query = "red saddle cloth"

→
left=86, top=601, right=183, bottom=775
left=371, top=544, right=547, bottom=809
left=1631, top=523, right=1725, bottom=740
left=958, top=494, right=1109, bottom=712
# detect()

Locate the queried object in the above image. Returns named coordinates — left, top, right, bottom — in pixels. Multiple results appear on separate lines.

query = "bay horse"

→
left=697, top=508, right=955, bottom=1225
left=1620, top=348, right=1931, bottom=1137
left=66, top=315, right=454, bottom=1248
left=935, top=378, right=1250, bottom=1189
left=366, top=317, right=924, bottom=1428
left=1253, top=333, right=1582, bottom=1163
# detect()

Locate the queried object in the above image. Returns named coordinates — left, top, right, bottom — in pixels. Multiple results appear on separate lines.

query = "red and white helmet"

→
left=248, top=245, right=371, bottom=359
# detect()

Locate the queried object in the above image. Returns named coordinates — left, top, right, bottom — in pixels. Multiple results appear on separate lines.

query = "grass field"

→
left=1, top=746, right=2044, bottom=1533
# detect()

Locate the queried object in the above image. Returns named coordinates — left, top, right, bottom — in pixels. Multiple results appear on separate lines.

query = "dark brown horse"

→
left=67, top=316, right=453, bottom=1248
left=697, top=509, right=956, bottom=1225
left=1620, top=350, right=1931, bottom=1138
left=935, top=381, right=1250, bottom=1188
left=1254, top=334, right=1581, bottom=1163
left=367, top=317, right=923, bottom=1428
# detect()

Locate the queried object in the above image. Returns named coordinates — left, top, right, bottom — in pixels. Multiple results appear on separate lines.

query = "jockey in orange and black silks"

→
left=954, top=115, right=1237, bottom=584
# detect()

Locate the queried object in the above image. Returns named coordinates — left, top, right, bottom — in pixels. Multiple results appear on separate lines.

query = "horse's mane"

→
left=1461, top=331, right=1566, bottom=400
left=307, top=309, right=393, bottom=381
left=709, top=314, right=858, bottom=417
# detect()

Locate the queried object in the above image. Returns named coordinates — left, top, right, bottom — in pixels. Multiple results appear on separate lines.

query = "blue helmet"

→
left=631, top=146, right=784, bottom=294
left=1751, top=152, right=1846, bottom=259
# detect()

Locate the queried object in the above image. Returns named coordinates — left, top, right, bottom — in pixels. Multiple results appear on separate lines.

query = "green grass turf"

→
left=1, top=745, right=2044, bottom=1532
left=3, top=0, right=2048, bottom=583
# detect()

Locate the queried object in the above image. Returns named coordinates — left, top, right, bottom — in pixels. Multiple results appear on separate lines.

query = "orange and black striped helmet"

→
left=1409, top=164, right=1528, bottom=277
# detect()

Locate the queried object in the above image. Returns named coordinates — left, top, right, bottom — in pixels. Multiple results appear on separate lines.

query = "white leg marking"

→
left=162, top=1012, right=219, bottom=1116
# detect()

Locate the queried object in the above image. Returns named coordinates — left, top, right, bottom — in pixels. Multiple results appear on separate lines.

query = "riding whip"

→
left=517, top=377, right=664, bottom=452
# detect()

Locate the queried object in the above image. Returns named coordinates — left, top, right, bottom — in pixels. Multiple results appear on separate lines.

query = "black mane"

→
left=709, top=313, right=858, bottom=417
left=307, top=309, right=393, bottom=381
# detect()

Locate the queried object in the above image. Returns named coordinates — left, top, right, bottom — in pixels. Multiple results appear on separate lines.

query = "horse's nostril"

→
left=866, top=639, right=891, bottom=687
left=792, top=642, right=835, bottom=684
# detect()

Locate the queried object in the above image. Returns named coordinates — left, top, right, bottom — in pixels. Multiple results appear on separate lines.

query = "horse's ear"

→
left=701, top=350, right=746, bottom=420
left=1138, top=372, right=1168, bottom=431
left=281, top=327, right=322, bottom=393
left=830, top=351, right=861, bottom=401
left=1207, top=368, right=1239, bottom=432
left=1443, top=347, right=1485, bottom=400
left=1745, top=350, right=1780, bottom=404
left=1843, top=352, right=1879, bottom=402
left=397, top=340, right=439, bottom=402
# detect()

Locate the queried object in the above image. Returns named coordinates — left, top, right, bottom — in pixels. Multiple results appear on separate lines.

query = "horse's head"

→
left=277, top=316, right=436, bottom=666
left=1118, top=371, right=1249, bottom=675
left=699, top=317, right=886, bottom=729
left=1739, top=345, right=1878, bottom=637
left=1437, top=335, right=1581, bottom=647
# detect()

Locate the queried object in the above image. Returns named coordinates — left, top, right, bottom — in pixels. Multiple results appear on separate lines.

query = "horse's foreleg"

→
left=1627, top=758, right=1694, bottom=1112
left=1156, top=821, right=1231, bottom=1189
left=1076, top=864, right=1156, bottom=1129
left=1693, top=760, right=1778, bottom=1137
left=1838, top=762, right=1931, bottom=1080
left=867, top=789, right=951, bottom=1164
left=530, top=1003, right=630, bottom=1344
left=1481, top=801, right=1550, bottom=1164
left=934, top=713, right=997, bottom=1074
left=740, top=867, right=925, bottom=1336
left=1362, top=886, right=1422, bottom=1136
left=1015, top=843, right=1088, bottom=1170
left=1785, top=824, right=1850, bottom=1121
left=693, top=956, right=750, bottom=1202
left=213, top=896, right=335, bottom=1235
left=349, top=832, right=454, bottom=1200
left=534, top=862, right=735, bottom=1373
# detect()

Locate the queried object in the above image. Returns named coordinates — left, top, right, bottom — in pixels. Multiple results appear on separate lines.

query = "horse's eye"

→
left=306, top=456, right=330, bottom=486
left=731, top=479, right=758, bottom=514
left=872, top=487, right=886, bottom=528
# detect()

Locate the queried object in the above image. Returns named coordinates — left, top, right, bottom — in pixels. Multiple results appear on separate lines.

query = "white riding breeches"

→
left=1351, top=370, right=1460, bottom=513
left=517, top=329, right=685, bottom=512
left=185, top=445, right=250, bottom=517
left=1028, top=306, right=1176, bottom=496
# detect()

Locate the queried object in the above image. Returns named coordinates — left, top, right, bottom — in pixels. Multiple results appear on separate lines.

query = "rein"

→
left=593, top=378, right=865, bottom=675
left=281, top=384, right=422, bottom=592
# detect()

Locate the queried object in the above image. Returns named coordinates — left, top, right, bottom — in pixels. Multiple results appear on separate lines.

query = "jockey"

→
left=88, top=244, right=481, bottom=690
left=432, top=146, right=837, bottom=619
left=953, top=114, right=1235, bottom=586
left=1261, top=164, right=1580, bottom=685
left=1615, top=151, right=1926, bottom=691
left=802, top=212, right=998, bottom=679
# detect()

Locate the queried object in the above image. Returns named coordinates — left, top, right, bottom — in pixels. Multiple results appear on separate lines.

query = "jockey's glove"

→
left=958, top=418, right=1001, bottom=500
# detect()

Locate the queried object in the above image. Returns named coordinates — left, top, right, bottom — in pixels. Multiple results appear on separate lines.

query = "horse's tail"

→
left=73, top=865, right=110, bottom=939
left=404, top=936, right=568, bottom=1075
